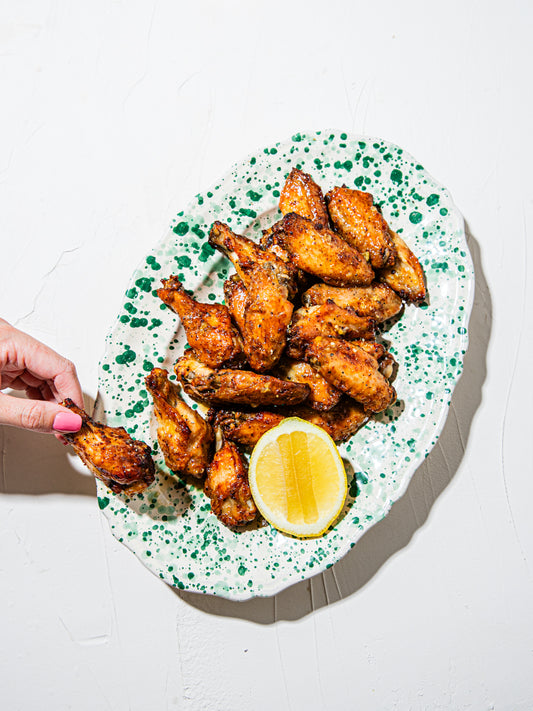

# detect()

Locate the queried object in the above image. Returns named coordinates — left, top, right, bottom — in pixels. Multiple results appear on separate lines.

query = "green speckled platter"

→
left=95, top=131, right=473, bottom=600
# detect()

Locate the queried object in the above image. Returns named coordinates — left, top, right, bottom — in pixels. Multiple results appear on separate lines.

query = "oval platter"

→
left=95, top=130, right=474, bottom=600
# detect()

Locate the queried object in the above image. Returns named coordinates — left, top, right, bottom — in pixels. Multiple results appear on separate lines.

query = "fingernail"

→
left=53, top=411, right=83, bottom=433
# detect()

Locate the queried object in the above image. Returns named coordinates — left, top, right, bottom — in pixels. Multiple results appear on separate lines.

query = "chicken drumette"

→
left=204, top=434, right=257, bottom=527
left=157, top=276, right=245, bottom=369
left=61, top=399, right=155, bottom=495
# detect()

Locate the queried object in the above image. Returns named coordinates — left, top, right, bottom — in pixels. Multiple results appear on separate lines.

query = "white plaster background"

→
left=1, top=1, right=532, bottom=709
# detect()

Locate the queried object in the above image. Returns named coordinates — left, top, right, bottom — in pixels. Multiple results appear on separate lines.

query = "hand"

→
left=0, top=319, right=84, bottom=434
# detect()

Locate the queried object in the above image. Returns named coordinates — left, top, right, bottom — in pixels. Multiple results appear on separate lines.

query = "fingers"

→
left=0, top=322, right=84, bottom=408
left=0, top=393, right=83, bottom=434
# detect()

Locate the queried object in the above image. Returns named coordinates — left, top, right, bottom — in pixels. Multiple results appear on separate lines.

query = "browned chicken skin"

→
left=326, top=187, right=397, bottom=268
left=204, top=436, right=257, bottom=526
left=209, top=409, right=285, bottom=447
left=286, top=302, right=375, bottom=359
left=145, top=368, right=213, bottom=478
left=279, top=168, right=329, bottom=227
left=377, top=232, right=427, bottom=302
left=174, top=353, right=310, bottom=408
left=241, top=263, right=293, bottom=372
left=305, top=337, right=396, bottom=413
left=302, top=282, right=402, bottom=323
left=61, top=399, right=155, bottom=495
left=157, top=276, right=244, bottom=369
left=275, top=213, right=375, bottom=287
left=210, top=224, right=295, bottom=371
left=274, top=359, right=342, bottom=411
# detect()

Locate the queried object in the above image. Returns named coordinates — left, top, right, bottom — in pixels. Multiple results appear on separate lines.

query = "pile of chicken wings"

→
left=146, top=168, right=427, bottom=528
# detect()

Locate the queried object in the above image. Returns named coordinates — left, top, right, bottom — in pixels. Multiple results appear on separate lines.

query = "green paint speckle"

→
left=409, top=211, right=423, bottom=224
left=173, top=222, right=189, bottom=236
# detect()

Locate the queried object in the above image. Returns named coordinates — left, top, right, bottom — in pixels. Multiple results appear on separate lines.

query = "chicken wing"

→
left=224, top=263, right=293, bottom=373
left=286, top=302, right=375, bottom=359
left=302, top=282, right=402, bottom=323
left=145, top=368, right=213, bottom=478
left=275, top=212, right=374, bottom=286
left=274, top=358, right=342, bottom=411
left=241, top=262, right=293, bottom=372
left=377, top=231, right=427, bottom=302
left=157, top=276, right=244, bottom=369
left=305, top=337, right=396, bottom=413
left=292, top=398, right=369, bottom=443
left=326, top=187, right=397, bottom=268
left=209, top=397, right=369, bottom=446
left=209, top=409, right=284, bottom=447
left=61, top=399, right=155, bottom=495
left=279, top=168, right=329, bottom=227
left=174, top=353, right=310, bottom=408
left=204, top=436, right=257, bottom=527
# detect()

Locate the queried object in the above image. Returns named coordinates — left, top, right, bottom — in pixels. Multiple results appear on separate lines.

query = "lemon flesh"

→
left=249, top=418, right=347, bottom=537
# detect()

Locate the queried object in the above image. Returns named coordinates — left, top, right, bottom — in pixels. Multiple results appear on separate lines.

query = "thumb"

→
left=0, top=394, right=83, bottom=434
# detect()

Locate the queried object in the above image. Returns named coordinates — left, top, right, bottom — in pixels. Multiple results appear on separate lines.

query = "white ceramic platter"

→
left=95, top=131, right=473, bottom=600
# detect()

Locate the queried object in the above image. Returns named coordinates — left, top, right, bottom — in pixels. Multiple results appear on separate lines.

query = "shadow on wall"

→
left=177, top=222, right=492, bottom=623
left=0, top=393, right=97, bottom=497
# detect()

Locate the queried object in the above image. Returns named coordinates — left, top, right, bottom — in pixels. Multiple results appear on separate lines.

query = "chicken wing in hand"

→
left=326, top=187, right=397, bottom=268
left=174, top=353, right=310, bottom=408
left=204, top=435, right=257, bottom=527
left=61, top=399, right=155, bottom=495
left=305, top=337, right=396, bottom=413
left=145, top=368, right=213, bottom=478
left=279, top=168, right=329, bottom=227
left=157, top=276, right=244, bottom=368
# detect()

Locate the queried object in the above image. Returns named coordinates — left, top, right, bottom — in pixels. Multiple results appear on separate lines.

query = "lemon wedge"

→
left=248, top=417, right=347, bottom=537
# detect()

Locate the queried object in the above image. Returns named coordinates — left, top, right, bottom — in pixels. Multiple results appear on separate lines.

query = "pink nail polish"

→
left=53, top=411, right=83, bottom=433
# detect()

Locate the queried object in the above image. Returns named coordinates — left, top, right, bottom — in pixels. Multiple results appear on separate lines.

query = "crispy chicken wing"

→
left=204, top=436, right=257, bottom=527
left=377, top=232, right=427, bottom=302
left=326, top=187, right=397, bottom=268
left=209, top=397, right=368, bottom=446
left=274, top=358, right=342, bottom=411
left=241, top=262, right=293, bottom=372
left=292, top=398, right=369, bottom=443
left=305, top=337, right=396, bottom=413
left=279, top=168, right=329, bottom=227
left=286, top=302, right=375, bottom=359
left=224, top=262, right=293, bottom=372
left=208, top=409, right=285, bottom=447
left=145, top=368, right=213, bottom=478
left=302, top=282, right=402, bottom=323
left=174, top=353, right=310, bottom=408
left=275, top=213, right=374, bottom=286
left=157, top=276, right=244, bottom=368
left=61, top=399, right=155, bottom=494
